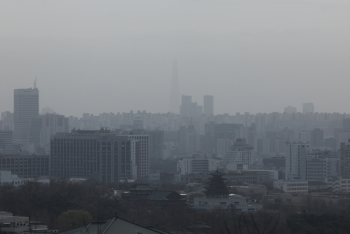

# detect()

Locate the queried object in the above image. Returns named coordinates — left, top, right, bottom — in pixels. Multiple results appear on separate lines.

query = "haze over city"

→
left=1, top=0, right=350, bottom=116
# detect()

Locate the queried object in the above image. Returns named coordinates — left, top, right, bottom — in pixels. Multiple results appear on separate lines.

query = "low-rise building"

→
left=0, top=211, right=29, bottom=234
left=193, top=170, right=262, bottom=211
left=194, top=194, right=262, bottom=212
left=233, top=184, right=267, bottom=196
left=224, top=170, right=278, bottom=184
left=273, top=180, right=308, bottom=195
left=332, top=178, right=350, bottom=193
left=0, top=154, right=49, bottom=178
left=177, top=154, right=217, bottom=175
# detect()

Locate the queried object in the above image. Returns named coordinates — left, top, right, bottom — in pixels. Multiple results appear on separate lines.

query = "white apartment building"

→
left=128, top=135, right=149, bottom=178
left=177, top=155, right=217, bottom=175
left=273, top=179, right=308, bottom=195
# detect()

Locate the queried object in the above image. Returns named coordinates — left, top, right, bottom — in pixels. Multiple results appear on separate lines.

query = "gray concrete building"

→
left=0, top=154, right=49, bottom=178
left=0, top=131, right=13, bottom=153
left=13, top=87, right=39, bottom=146
left=51, top=128, right=138, bottom=182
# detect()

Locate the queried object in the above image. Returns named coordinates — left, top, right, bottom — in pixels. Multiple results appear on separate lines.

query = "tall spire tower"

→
left=170, top=59, right=180, bottom=114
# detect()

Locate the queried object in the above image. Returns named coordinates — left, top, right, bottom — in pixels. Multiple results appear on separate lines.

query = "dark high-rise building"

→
left=0, top=130, right=13, bottom=153
left=13, top=86, right=39, bottom=146
left=51, top=128, right=138, bottom=182
left=340, top=141, right=350, bottom=178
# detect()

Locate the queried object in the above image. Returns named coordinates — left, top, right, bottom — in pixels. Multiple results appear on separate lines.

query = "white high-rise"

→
left=13, top=86, right=39, bottom=146
left=127, top=135, right=149, bottom=178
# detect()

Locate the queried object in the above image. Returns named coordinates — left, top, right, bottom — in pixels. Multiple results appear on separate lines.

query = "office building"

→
left=28, top=114, right=69, bottom=153
left=177, top=154, right=217, bottom=175
left=303, top=149, right=339, bottom=182
left=180, top=95, right=202, bottom=118
left=303, top=103, right=314, bottom=114
left=285, top=142, right=310, bottom=180
left=343, top=118, right=350, bottom=132
left=126, top=134, right=149, bottom=178
left=203, top=95, right=214, bottom=116
left=51, top=128, right=139, bottom=182
left=0, top=154, right=49, bottom=178
left=273, top=180, right=308, bottom=195
left=1, top=111, right=13, bottom=130
left=340, top=141, right=350, bottom=178
left=0, top=130, right=13, bottom=153
left=13, top=87, right=39, bottom=146
left=178, top=124, right=199, bottom=155
left=122, top=129, right=164, bottom=159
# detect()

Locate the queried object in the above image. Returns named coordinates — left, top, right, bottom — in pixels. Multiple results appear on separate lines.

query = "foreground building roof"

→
left=60, top=214, right=170, bottom=234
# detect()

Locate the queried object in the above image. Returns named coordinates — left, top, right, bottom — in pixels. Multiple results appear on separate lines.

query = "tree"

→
left=58, top=209, right=92, bottom=230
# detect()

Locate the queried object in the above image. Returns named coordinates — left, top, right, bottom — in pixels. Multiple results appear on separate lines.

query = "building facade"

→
left=273, top=179, right=308, bottom=195
left=177, top=154, right=217, bottom=175
left=50, top=129, right=138, bottom=182
left=0, top=154, right=49, bottom=178
left=13, top=88, right=39, bottom=146
left=285, top=142, right=310, bottom=180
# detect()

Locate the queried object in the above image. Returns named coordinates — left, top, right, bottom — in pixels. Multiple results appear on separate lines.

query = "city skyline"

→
left=1, top=1, right=350, bottom=116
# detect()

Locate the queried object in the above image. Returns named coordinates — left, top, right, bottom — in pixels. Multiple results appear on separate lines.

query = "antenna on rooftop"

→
left=34, top=77, right=37, bottom=89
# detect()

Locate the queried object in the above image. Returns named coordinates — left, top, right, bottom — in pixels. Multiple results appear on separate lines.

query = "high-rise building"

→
left=343, top=118, right=350, bottom=132
left=203, top=95, right=214, bottom=116
left=13, top=87, right=39, bottom=146
left=0, top=130, right=13, bottom=153
left=126, top=134, right=149, bottom=178
left=180, top=95, right=202, bottom=118
left=51, top=128, right=139, bottom=182
left=284, top=106, right=297, bottom=114
left=303, top=103, right=314, bottom=114
left=28, top=114, right=69, bottom=154
left=285, top=142, right=310, bottom=180
left=1, top=112, right=13, bottom=131
left=340, top=141, right=350, bottom=178
left=169, top=60, right=180, bottom=114
left=302, top=150, right=338, bottom=182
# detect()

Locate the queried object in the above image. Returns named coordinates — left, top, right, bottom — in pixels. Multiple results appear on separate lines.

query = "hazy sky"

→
left=1, top=0, right=349, bottom=117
